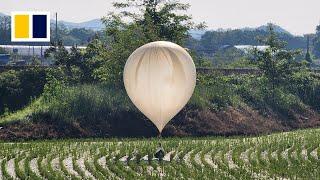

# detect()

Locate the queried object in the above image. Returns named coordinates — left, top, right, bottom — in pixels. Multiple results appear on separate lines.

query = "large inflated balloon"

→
left=123, top=41, right=196, bottom=133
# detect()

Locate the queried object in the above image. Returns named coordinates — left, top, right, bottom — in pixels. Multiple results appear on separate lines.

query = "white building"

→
left=234, top=45, right=269, bottom=53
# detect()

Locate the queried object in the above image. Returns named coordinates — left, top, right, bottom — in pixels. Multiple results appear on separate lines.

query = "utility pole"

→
left=3, top=16, right=7, bottom=44
left=41, top=46, right=43, bottom=65
left=55, top=12, right=58, bottom=45
left=307, top=36, right=310, bottom=53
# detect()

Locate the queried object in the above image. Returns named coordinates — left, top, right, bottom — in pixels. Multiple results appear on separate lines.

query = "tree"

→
left=0, top=16, right=11, bottom=44
left=93, top=0, right=205, bottom=85
left=253, top=24, right=301, bottom=91
left=305, top=35, right=312, bottom=63
left=212, top=47, right=245, bottom=67
left=69, top=28, right=96, bottom=45
left=49, top=24, right=97, bottom=46
left=305, top=51, right=312, bottom=63
left=44, top=42, right=84, bottom=79
left=112, top=0, right=204, bottom=44
left=0, top=47, right=7, bottom=54
left=30, top=56, right=41, bottom=65
left=313, top=25, right=320, bottom=58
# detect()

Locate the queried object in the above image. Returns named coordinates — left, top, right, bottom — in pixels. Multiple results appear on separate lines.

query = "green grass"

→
left=0, top=98, right=45, bottom=125
left=0, top=80, right=239, bottom=125
left=0, top=84, right=134, bottom=125
left=1, top=72, right=319, bottom=126
left=0, top=128, right=319, bottom=179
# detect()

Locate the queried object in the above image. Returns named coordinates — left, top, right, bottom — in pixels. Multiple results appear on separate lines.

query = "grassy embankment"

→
left=1, top=72, right=319, bottom=139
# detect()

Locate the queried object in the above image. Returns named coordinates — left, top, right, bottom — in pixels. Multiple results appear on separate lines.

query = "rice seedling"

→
left=0, top=128, right=319, bottom=179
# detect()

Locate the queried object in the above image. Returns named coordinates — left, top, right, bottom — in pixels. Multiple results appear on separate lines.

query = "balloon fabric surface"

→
left=123, top=41, right=196, bottom=133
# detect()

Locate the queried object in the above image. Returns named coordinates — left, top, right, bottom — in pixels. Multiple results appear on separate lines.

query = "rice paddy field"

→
left=0, top=128, right=319, bottom=180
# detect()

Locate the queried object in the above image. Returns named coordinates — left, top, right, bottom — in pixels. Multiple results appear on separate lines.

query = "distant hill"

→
left=186, top=26, right=307, bottom=56
left=56, top=20, right=293, bottom=39
left=244, top=24, right=292, bottom=35
left=57, top=19, right=104, bottom=31
left=0, top=12, right=7, bottom=17
left=189, top=30, right=207, bottom=40
left=60, top=20, right=208, bottom=38
left=191, top=24, right=294, bottom=41
left=0, top=12, right=296, bottom=37
left=0, top=12, right=104, bottom=31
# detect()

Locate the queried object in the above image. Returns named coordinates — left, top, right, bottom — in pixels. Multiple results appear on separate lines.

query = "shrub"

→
left=0, top=68, right=46, bottom=115
left=189, top=73, right=240, bottom=110
left=233, top=74, right=306, bottom=118
left=288, top=71, right=320, bottom=111
left=42, top=84, right=133, bottom=123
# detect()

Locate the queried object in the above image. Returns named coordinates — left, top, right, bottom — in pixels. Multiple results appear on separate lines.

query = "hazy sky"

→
left=2, top=0, right=320, bottom=35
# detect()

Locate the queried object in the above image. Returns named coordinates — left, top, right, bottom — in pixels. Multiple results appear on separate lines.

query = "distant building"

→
left=219, top=45, right=269, bottom=54
left=234, top=45, right=269, bottom=53
left=0, top=45, right=86, bottom=57
left=219, top=45, right=234, bottom=50
left=10, top=60, right=26, bottom=66
left=0, top=54, right=10, bottom=65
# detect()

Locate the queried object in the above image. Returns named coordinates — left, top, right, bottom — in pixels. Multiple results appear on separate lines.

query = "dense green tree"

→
left=211, top=47, right=246, bottom=67
left=0, top=68, right=46, bottom=115
left=92, top=0, right=204, bottom=85
left=112, top=0, right=205, bottom=44
left=44, top=42, right=85, bottom=81
left=68, top=28, right=96, bottom=45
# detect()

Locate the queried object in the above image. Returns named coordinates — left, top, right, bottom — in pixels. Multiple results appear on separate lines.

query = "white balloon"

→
left=123, top=41, right=196, bottom=133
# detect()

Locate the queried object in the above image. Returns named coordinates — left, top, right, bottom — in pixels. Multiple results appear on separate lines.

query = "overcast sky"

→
left=2, top=0, right=320, bottom=35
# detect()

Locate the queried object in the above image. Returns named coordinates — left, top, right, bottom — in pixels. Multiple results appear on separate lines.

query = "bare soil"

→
left=0, top=106, right=319, bottom=141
